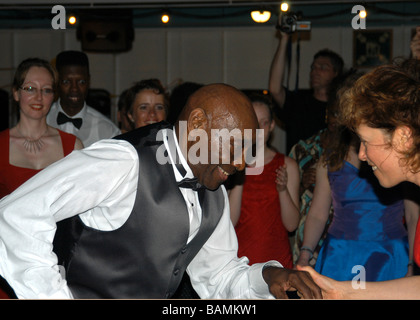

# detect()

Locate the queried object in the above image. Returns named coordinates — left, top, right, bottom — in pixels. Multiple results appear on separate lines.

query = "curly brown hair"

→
left=339, top=58, right=420, bottom=173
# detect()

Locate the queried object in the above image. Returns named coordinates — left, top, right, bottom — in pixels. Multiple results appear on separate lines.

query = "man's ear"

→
left=187, top=108, right=208, bottom=131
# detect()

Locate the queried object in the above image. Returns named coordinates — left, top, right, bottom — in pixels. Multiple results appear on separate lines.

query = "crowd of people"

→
left=0, top=24, right=419, bottom=299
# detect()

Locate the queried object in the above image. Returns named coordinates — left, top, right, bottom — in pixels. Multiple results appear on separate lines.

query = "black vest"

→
left=56, top=122, right=224, bottom=299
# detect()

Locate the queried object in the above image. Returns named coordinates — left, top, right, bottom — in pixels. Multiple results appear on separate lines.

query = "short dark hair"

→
left=314, top=49, right=344, bottom=76
left=125, top=78, right=169, bottom=114
left=247, top=92, right=274, bottom=121
left=55, top=50, right=89, bottom=74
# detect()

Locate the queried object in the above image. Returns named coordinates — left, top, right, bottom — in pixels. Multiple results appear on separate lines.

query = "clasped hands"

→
left=263, top=266, right=343, bottom=299
left=263, top=266, right=322, bottom=299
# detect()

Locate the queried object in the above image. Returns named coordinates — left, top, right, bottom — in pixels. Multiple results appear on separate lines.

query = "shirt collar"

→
left=162, top=127, right=194, bottom=182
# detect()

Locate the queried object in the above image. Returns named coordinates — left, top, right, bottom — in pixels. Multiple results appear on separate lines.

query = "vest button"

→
left=181, top=246, right=187, bottom=254
left=173, top=269, right=180, bottom=276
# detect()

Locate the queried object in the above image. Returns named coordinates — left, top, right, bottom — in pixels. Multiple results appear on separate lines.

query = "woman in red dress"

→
left=0, top=58, right=83, bottom=298
left=228, top=93, right=300, bottom=268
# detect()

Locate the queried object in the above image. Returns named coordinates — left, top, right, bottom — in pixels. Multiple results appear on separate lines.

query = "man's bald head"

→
left=176, top=83, right=256, bottom=129
left=174, top=83, right=259, bottom=190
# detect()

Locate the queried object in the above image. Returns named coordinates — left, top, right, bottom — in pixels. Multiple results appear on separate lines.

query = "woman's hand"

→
left=275, top=164, right=288, bottom=193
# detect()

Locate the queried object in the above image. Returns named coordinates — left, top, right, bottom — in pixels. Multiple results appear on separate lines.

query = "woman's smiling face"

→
left=357, top=123, right=408, bottom=188
left=13, top=66, right=55, bottom=120
left=129, top=89, right=167, bottom=129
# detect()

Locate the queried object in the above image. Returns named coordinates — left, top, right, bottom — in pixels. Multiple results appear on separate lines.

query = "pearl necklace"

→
left=17, top=126, right=48, bottom=154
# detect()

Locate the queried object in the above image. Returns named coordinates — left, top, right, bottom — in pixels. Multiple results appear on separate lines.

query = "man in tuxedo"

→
left=47, top=50, right=120, bottom=147
left=0, top=83, right=321, bottom=299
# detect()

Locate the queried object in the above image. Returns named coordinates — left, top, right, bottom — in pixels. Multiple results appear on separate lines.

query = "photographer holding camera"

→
left=269, top=14, right=344, bottom=153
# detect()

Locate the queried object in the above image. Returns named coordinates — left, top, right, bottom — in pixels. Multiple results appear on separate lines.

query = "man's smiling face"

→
left=179, top=84, right=258, bottom=191
left=58, top=65, right=89, bottom=116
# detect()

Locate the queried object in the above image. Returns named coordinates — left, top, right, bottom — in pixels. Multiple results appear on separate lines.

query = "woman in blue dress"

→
left=295, top=75, right=419, bottom=281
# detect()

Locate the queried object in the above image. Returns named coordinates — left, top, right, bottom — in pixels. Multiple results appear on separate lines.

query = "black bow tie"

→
left=177, top=177, right=205, bottom=192
left=57, top=112, right=83, bottom=129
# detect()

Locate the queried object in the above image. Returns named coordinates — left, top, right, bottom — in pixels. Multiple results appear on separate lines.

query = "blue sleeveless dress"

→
left=314, top=161, right=408, bottom=281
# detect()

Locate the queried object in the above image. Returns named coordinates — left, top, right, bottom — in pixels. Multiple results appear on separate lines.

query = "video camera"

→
left=276, top=11, right=311, bottom=34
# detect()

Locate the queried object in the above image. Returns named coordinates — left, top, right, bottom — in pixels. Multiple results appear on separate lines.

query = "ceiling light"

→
left=161, top=13, right=170, bottom=24
left=68, top=16, right=77, bottom=25
left=251, top=10, right=271, bottom=23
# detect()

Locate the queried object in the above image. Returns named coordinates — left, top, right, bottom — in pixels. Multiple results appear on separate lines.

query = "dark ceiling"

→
left=0, top=1, right=418, bottom=28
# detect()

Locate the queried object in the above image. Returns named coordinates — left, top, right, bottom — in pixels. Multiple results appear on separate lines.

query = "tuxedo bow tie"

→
left=177, top=177, right=204, bottom=192
left=57, top=112, right=83, bottom=129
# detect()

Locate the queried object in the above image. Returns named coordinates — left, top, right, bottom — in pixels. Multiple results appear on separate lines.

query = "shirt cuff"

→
left=250, top=260, right=283, bottom=299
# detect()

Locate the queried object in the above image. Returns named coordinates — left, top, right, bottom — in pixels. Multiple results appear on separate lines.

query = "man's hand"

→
left=262, top=266, right=322, bottom=299
left=301, top=167, right=317, bottom=189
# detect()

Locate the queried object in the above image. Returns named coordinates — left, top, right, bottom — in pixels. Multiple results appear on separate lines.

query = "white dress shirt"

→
left=0, top=128, right=281, bottom=299
left=47, top=99, right=121, bottom=147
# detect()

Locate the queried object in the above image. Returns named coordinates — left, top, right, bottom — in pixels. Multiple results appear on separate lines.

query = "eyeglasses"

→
left=19, top=86, right=54, bottom=96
